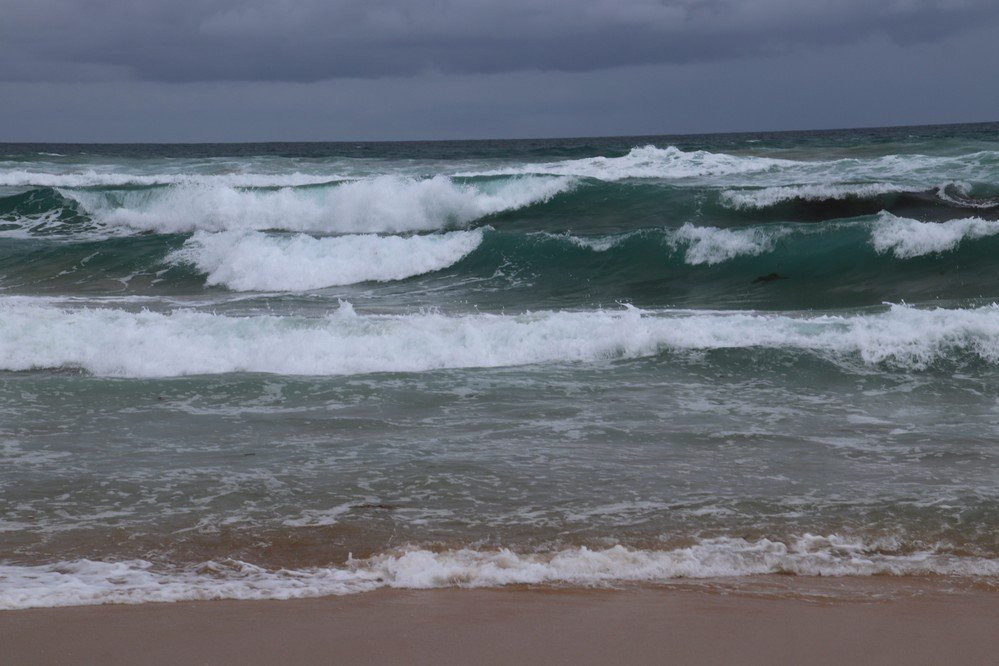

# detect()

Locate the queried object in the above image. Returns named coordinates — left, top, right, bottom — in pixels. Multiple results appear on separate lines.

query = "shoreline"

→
left=2, top=580, right=996, bottom=665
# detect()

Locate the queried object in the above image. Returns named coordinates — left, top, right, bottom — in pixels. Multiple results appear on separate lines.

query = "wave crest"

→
left=871, top=212, right=999, bottom=258
left=169, top=229, right=484, bottom=291
left=2, top=300, right=999, bottom=377
left=60, top=175, right=573, bottom=234
left=670, top=223, right=785, bottom=265
left=719, top=183, right=914, bottom=209
left=461, top=145, right=791, bottom=181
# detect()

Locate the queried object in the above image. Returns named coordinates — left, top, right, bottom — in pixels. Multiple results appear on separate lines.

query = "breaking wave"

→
left=871, top=212, right=999, bottom=258
left=462, top=145, right=794, bottom=180
left=168, top=229, right=485, bottom=291
left=1, top=534, right=995, bottom=609
left=2, top=300, right=999, bottom=377
left=459, top=145, right=999, bottom=186
left=669, top=223, right=785, bottom=265
left=720, top=183, right=917, bottom=209
left=56, top=174, right=574, bottom=234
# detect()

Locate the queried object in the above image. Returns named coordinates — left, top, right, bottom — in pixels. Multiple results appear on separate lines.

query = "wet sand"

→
left=1, top=583, right=996, bottom=665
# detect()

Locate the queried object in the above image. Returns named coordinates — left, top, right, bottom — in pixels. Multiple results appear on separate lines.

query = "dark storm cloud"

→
left=1, top=0, right=997, bottom=82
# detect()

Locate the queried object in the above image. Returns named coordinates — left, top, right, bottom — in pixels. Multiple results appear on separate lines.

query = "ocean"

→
left=1, top=123, right=997, bottom=608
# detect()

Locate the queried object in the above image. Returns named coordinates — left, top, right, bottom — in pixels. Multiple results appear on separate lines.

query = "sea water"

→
left=1, top=124, right=997, bottom=608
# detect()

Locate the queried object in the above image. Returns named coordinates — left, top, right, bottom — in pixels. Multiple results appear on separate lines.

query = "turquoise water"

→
left=1, top=123, right=997, bottom=607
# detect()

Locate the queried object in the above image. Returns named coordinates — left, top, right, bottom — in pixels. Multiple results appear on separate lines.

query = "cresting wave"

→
left=460, top=145, right=999, bottom=184
left=720, top=183, right=916, bottom=209
left=168, top=229, right=485, bottom=291
left=2, top=300, right=999, bottom=376
left=3, top=214, right=998, bottom=296
left=2, top=535, right=996, bottom=609
left=5, top=146, right=997, bottom=203
left=670, top=223, right=784, bottom=265
left=461, top=145, right=794, bottom=180
left=550, top=213, right=996, bottom=264
left=872, top=212, right=999, bottom=258
left=58, top=174, right=574, bottom=234
left=716, top=181, right=999, bottom=224
left=4, top=159, right=998, bottom=241
left=169, top=223, right=784, bottom=291
left=544, top=224, right=785, bottom=265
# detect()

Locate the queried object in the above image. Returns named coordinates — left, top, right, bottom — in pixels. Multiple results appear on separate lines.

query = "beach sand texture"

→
left=2, top=585, right=997, bottom=665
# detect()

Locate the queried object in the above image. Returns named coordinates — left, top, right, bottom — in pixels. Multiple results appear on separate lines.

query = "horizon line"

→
left=1, top=119, right=996, bottom=146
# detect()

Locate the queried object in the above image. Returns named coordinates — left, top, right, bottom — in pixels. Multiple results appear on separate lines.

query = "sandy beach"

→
left=2, top=582, right=996, bottom=665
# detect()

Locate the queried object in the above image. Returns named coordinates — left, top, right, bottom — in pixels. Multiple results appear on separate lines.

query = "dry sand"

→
left=1, top=582, right=996, bottom=665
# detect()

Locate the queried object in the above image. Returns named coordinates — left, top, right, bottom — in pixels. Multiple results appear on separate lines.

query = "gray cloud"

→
left=2, top=24, right=997, bottom=142
left=2, top=0, right=997, bottom=82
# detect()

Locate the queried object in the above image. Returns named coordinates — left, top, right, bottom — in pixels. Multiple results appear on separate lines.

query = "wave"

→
left=530, top=212, right=999, bottom=269
left=720, top=183, right=918, bottom=209
left=2, top=300, right=998, bottom=377
left=168, top=229, right=485, bottom=291
left=4, top=144, right=997, bottom=201
left=58, top=175, right=573, bottom=234
left=459, top=145, right=999, bottom=185
left=6, top=214, right=999, bottom=307
left=167, top=224, right=785, bottom=291
left=669, top=223, right=785, bottom=265
left=461, top=145, right=794, bottom=181
left=4, top=173, right=997, bottom=243
left=536, top=224, right=785, bottom=265
left=1, top=534, right=995, bottom=609
left=0, top=188, right=91, bottom=236
left=871, top=212, right=999, bottom=258
left=3, top=215, right=999, bottom=305
left=717, top=181, right=999, bottom=222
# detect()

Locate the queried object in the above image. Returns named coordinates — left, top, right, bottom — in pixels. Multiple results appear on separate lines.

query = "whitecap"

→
left=2, top=300, right=998, bottom=377
left=60, top=174, right=573, bottom=234
left=669, top=223, right=786, bottom=265
left=870, top=212, right=999, bottom=258
left=169, top=229, right=484, bottom=291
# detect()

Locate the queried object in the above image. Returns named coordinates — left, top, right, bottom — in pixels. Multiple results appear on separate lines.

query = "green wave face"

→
left=3, top=217, right=999, bottom=311
left=2, top=125, right=999, bottom=313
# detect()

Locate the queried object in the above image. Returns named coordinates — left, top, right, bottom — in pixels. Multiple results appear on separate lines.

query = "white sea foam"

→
left=669, top=223, right=786, bottom=265
left=2, top=300, right=998, bottom=377
left=719, top=183, right=912, bottom=209
left=168, top=229, right=484, bottom=291
left=60, top=175, right=573, bottom=234
left=281, top=504, right=355, bottom=528
left=566, top=234, right=624, bottom=251
left=870, top=212, right=999, bottom=258
left=459, top=146, right=999, bottom=186
left=1, top=535, right=995, bottom=609
left=532, top=230, right=632, bottom=252
left=461, top=145, right=794, bottom=181
left=7, top=148, right=999, bottom=194
left=535, top=226, right=783, bottom=264
left=935, top=181, right=999, bottom=208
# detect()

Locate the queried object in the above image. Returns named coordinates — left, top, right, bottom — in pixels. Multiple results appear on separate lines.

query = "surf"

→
left=3, top=299, right=999, bottom=377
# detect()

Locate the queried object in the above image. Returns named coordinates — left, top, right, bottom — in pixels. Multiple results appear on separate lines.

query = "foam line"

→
left=2, top=300, right=998, bottom=377
left=1, top=535, right=995, bottom=609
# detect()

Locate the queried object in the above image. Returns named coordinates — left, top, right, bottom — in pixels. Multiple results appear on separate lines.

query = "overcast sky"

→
left=1, top=0, right=997, bottom=141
